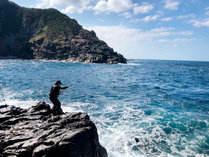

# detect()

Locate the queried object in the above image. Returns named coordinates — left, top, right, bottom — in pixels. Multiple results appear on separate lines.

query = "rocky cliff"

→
left=0, top=102, right=108, bottom=157
left=0, top=0, right=126, bottom=64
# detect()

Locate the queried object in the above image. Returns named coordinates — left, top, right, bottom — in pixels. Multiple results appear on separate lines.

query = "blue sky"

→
left=11, top=0, right=209, bottom=61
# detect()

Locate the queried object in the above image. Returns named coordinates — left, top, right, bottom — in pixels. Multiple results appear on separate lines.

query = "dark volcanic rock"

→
left=0, top=102, right=108, bottom=157
left=0, top=0, right=126, bottom=64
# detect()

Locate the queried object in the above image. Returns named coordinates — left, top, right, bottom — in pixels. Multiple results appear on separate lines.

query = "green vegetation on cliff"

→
left=0, top=0, right=126, bottom=63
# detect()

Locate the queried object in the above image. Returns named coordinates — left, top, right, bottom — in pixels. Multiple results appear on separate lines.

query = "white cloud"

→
left=177, top=31, right=193, bottom=35
left=173, top=38, right=195, bottom=42
left=158, top=38, right=196, bottom=43
left=86, top=26, right=193, bottom=45
left=142, top=15, right=160, bottom=22
left=121, top=12, right=132, bottom=18
left=204, top=7, right=209, bottom=16
left=93, top=0, right=133, bottom=13
left=86, top=25, right=195, bottom=57
left=189, top=18, right=209, bottom=28
left=165, top=0, right=180, bottom=10
left=129, top=18, right=141, bottom=23
left=177, top=14, right=194, bottom=19
left=206, top=11, right=209, bottom=16
left=161, top=17, right=172, bottom=21
left=93, top=1, right=108, bottom=13
left=36, top=0, right=92, bottom=13
left=35, top=0, right=64, bottom=8
left=86, top=26, right=143, bottom=57
left=61, top=6, right=75, bottom=14
left=150, top=27, right=175, bottom=32
left=133, top=3, right=154, bottom=15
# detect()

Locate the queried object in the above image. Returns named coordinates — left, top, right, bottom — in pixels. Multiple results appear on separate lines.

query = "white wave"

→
left=2, top=99, right=38, bottom=108
left=128, top=63, right=142, bottom=66
left=89, top=102, right=208, bottom=157
left=35, top=59, right=70, bottom=63
left=62, top=102, right=95, bottom=113
left=36, top=59, right=94, bottom=65
left=119, top=62, right=141, bottom=66
left=1, top=99, right=95, bottom=113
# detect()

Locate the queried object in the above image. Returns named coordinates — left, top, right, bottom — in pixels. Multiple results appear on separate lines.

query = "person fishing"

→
left=49, top=80, right=69, bottom=115
left=49, top=68, right=103, bottom=115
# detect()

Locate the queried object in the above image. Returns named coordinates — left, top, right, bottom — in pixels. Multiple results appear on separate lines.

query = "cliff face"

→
left=0, top=0, right=126, bottom=64
left=0, top=102, right=108, bottom=157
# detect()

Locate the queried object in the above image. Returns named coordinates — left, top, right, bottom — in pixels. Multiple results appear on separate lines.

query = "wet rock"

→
left=135, top=138, right=139, bottom=143
left=0, top=102, right=108, bottom=157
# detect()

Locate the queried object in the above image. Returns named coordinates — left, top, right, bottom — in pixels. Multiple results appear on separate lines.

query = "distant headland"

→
left=0, top=0, right=127, bottom=64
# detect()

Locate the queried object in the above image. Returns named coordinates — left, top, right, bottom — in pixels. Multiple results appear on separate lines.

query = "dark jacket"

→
left=49, top=84, right=68, bottom=98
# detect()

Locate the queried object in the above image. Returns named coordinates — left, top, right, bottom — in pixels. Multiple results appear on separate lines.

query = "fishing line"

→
left=68, top=66, right=106, bottom=87
left=0, top=85, right=7, bottom=105
left=60, top=66, right=106, bottom=97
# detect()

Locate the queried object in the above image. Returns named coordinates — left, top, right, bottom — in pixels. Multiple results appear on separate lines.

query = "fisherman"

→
left=49, top=80, right=69, bottom=115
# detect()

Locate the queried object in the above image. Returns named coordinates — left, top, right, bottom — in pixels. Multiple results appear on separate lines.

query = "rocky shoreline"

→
left=0, top=102, right=107, bottom=157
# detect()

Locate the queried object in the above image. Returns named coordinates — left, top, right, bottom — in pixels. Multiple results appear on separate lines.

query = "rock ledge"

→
left=0, top=102, right=107, bottom=157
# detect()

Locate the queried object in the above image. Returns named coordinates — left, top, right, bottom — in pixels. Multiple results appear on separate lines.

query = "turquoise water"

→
left=0, top=59, right=209, bottom=157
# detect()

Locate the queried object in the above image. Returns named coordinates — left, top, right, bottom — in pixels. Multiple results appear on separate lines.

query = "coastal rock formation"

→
left=0, top=102, right=108, bottom=157
left=0, top=0, right=126, bottom=64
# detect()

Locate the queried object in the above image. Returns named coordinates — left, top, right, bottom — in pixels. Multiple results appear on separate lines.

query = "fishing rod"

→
left=59, top=67, right=105, bottom=96
left=0, top=85, right=7, bottom=105
left=68, top=67, right=105, bottom=87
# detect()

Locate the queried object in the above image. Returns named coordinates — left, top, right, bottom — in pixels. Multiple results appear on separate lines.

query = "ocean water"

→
left=0, top=59, right=209, bottom=157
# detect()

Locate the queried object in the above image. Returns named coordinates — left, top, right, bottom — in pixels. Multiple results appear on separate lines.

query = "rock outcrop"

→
left=0, top=102, right=108, bottom=157
left=0, top=0, right=127, bottom=64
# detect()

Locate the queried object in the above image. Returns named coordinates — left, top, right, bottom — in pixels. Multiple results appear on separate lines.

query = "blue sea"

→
left=0, top=59, right=209, bottom=157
